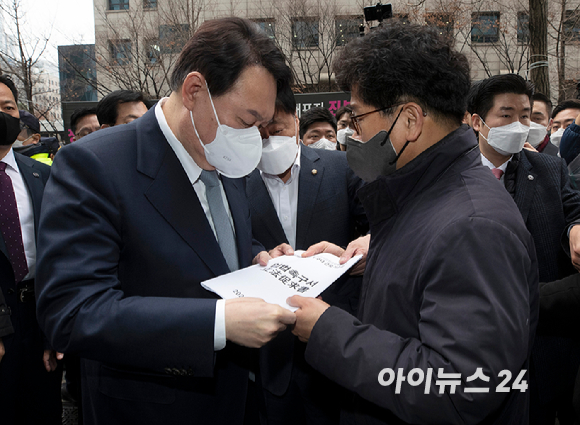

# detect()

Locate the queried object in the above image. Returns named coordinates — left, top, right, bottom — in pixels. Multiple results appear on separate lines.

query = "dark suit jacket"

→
left=247, top=146, right=368, bottom=397
left=305, top=126, right=538, bottom=424
left=35, top=108, right=262, bottom=425
left=0, top=153, right=50, bottom=336
left=504, top=150, right=580, bottom=412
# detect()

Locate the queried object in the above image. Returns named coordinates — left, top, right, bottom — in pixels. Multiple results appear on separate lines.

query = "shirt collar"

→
left=480, top=152, right=512, bottom=172
left=1, top=147, right=18, bottom=173
left=155, top=98, right=202, bottom=185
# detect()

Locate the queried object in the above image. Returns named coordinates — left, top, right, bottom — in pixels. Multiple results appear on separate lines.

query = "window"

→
left=292, top=19, right=319, bottom=49
left=335, top=16, right=362, bottom=46
left=426, top=13, right=454, bottom=40
left=255, top=20, right=275, bottom=39
left=110, top=40, right=131, bottom=65
left=145, top=39, right=161, bottom=64
left=517, top=12, right=530, bottom=44
left=159, top=24, right=190, bottom=54
left=143, top=0, right=157, bottom=8
left=108, top=0, right=129, bottom=11
left=564, top=10, right=580, bottom=42
left=471, top=12, right=500, bottom=43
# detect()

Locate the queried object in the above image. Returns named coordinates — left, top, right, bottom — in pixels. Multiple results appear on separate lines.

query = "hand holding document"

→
left=201, top=251, right=362, bottom=311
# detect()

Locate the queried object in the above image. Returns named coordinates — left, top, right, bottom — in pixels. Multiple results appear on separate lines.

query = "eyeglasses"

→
left=349, top=102, right=405, bottom=135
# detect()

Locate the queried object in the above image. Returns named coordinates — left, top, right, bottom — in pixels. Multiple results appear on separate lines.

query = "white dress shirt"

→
left=480, top=153, right=512, bottom=184
left=260, top=145, right=301, bottom=249
left=1, top=148, right=35, bottom=280
left=155, top=98, right=231, bottom=351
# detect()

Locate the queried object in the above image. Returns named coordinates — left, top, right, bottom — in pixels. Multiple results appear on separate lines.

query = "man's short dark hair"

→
left=274, top=83, right=296, bottom=116
left=467, top=81, right=483, bottom=115
left=552, top=99, right=580, bottom=119
left=170, top=17, right=292, bottom=99
left=334, top=22, right=470, bottom=125
left=532, top=93, right=553, bottom=117
left=335, top=105, right=352, bottom=121
left=70, top=107, right=97, bottom=134
left=0, top=75, right=18, bottom=103
left=299, top=107, right=337, bottom=139
left=96, top=90, right=146, bottom=127
left=470, top=74, right=534, bottom=122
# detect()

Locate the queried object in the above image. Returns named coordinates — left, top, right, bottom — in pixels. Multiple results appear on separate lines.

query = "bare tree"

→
left=529, top=0, right=550, bottom=96
left=93, top=0, right=207, bottom=99
left=0, top=0, right=51, bottom=114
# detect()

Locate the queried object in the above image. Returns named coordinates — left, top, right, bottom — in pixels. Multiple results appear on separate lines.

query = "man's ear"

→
left=471, top=114, right=483, bottom=132
left=31, top=133, right=41, bottom=144
left=182, top=72, right=205, bottom=111
left=403, top=103, right=425, bottom=143
left=100, top=124, right=110, bottom=129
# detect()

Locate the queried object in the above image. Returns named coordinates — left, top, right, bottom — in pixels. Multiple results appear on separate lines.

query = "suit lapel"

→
left=513, top=152, right=538, bottom=223
left=137, top=108, right=230, bottom=277
left=296, top=147, right=323, bottom=249
left=16, top=155, right=44, bottom=240
left=246, top=170, right=288, bottom=245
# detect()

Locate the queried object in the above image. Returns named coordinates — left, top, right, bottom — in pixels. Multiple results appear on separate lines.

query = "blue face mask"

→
left=0, top=112, right=21, bottom=146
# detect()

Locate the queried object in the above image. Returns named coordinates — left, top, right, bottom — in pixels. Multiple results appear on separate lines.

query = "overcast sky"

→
left=4, top=0, right=95, bottom=71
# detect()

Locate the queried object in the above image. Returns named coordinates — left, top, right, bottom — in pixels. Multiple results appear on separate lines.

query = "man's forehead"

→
left=554, top=108, right=580, bottom=121
left=0, top=83, right=16, bottom=103
left=492, top=93, right=530, bottom=110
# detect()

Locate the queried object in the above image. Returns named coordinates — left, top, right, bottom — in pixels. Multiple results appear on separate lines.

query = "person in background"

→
left=300, top=107, right=337, bottom=150
left=13, top=136, right=59, bottom=166
left=471, top=73, right=580, bottom=425
left=14, top=110, right=41, bottom=148
left=335, top=105, right=352, bottom=151
left=96, top=90, right=149, bottom=128
left=70, top=107, right=100, bottom=141
left=551, top=99, right=580, bottom=149
left=248, top=84, right=367, bottom=425
left=0, top=74, right=62, bottom=425
left=530, top=93, right=558, bottom=155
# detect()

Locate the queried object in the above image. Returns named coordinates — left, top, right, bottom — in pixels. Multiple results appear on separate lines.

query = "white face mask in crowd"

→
left=527, top=121, right=549, bottom=148
left=480, top=119, right=530, bottom=156
left=337, top=127, right=354, bottom=146
left=551, top=127, right=565, bottom=148
left=309, top=137, right=336, bottom=151
left=257, top=123, right=299, bottom=175
left=190, top=84, right=263, bottom=178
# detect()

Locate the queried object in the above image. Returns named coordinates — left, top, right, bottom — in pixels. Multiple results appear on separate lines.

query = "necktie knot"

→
left=200, top=169, right=220, bottom=188
left=491, top=168, right=504, bottom=180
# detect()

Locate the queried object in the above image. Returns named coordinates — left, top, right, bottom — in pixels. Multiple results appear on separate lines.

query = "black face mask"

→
left=0, top=112, right=22, bottom=146
left=346, top=107, right=410, bottom=182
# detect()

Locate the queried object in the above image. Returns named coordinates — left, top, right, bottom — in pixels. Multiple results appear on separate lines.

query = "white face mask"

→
left=481, top=120, right=529, bottom=156
left=527, top=121, right=548, bottom=148
left=257, top=122, right=299, bottom=175
left=337, top=127, right=354, bottom=146
left=309, top=137, right=336, bottom=151
left=551, top=127, right=565, bottom=148
left=190, top=86, right=263, bottom=178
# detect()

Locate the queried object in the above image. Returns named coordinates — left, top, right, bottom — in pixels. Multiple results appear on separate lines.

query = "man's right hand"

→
left=225, top=298, right=296, bottom=348
left=0, top=338, right=4, bottom=363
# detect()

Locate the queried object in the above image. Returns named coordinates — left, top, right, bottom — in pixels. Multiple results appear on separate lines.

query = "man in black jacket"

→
left=471, top=74, right=580, bottom=425
left=290, top=22, right=538, bottom=425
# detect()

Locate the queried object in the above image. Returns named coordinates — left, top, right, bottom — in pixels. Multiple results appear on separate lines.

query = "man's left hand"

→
left=287, top=295, right=330, bottom=343
left=253, top=243, right=294, bottom=266
left=43, top=350, right=63, bottom=372
left=570, top=225, right=580, bottom=272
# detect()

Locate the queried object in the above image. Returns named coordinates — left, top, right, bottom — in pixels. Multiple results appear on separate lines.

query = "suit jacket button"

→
left=528, top=175, right=534, bottom=180
left=164, top=367, right=172, bottom=375
left=172, top=368, right=180, bottom=375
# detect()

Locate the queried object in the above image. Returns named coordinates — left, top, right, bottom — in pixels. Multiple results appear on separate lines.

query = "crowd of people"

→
left=2, top=15, right=580, bottom=425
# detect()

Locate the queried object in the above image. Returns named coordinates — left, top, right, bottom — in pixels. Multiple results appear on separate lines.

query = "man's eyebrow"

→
left=248, top=109, right=265, bottom=121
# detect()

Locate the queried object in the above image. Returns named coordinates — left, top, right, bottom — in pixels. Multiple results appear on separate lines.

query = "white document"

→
left=201, top=251, right=362, bottom=311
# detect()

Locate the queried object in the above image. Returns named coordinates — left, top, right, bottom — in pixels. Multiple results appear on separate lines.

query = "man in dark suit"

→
left=35, top=18, right=295, bottom=425
left=0, top=75, right=62, bottom=425
left=470, top=73, right=580, bottom=425
left=247, top=86, right=368, bottom=424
